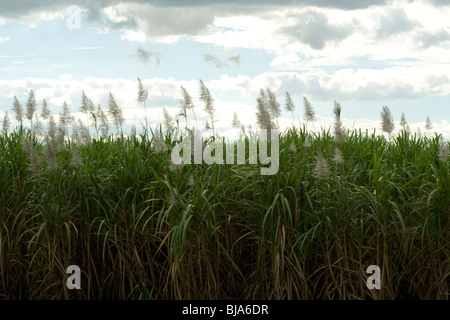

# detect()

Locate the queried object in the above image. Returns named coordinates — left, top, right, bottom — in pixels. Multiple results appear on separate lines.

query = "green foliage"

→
left=0, top=126, right=448, bottom=299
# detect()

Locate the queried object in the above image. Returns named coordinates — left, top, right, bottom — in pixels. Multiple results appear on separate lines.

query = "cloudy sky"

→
left=1, top=0, right=449, bottom=138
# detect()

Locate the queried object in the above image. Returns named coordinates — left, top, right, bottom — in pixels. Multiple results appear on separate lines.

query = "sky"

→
left=0, top=0, right=449, bottom=138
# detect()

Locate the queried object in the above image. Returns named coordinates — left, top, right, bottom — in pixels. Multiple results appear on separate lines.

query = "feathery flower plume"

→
left=56, top=127, right=65, bottom=150
left=2, top=111, right=10, bottom=132
left=130, top=124, right=137, bottom=140
left=256, top=89, right=273, bottom=130
left=41, top=99, right=50, bottom=121
left=59, top=101, right=73, bottom=138
left=303, top=96, right=315, bottom=122
left=154, top=131, right=167, bottom=154
left=240, top=124, right=246, bottom=136
left=285, top=91, right=295, bottom=126
left=48, top=116, right=57, bottom=140
left=314, top=152, right=330, bottom=178
left=380, top=106, right=394, bottom=135
left=438, top=139, right=448, bottom=162
left=169, top=162, right=183, bottom=171
left=88, top=98, right=95, bottom=127
left=77, top=119, right=90, bottom=144
left=199, top=79, right=215, bottom=136
left=187, top=175, right=195, bottom=188
left=108, top=92, right=124, bottom=132
left=425, top=116, right=432, bottom=131
left=80, top=91, right=94, bottom=132
left=137, top=77, right=148, bottom=104
left=266, top=88, right=280, bottom=126
left=98, top=105, right=109, bottom=139
left=33, top=114, right=43, bottom=137
left=163, top=107, right=174, bottom=131
left=21, top=134, right=31, bottom=153
left=333, top=147, right=344, bottom=165
left=90, top=103, right=99, bottom=137
left=289, top=141, right=296, bottom=154
left=29, top=146, right=41, bottom=173
left=137, top=77, right=149, bottom=129
left=304, top=138, right=311, bottom=149
left=22, top=135, right=41, bottom=173
left=333, top=100, right=344, bottom=141
left=400, top=112, right=407, bottom=128
left=232, top=111, right=241, bottom=128
left=405, top=124, right=411, bottom=135
left=81, top=91, right=89, bottom=118
left=168, top=193, right=177, bottom=206
left=25, top=89, right=36, bottom=128
left=71, top=121, right=80, bottom=144
left=13, top=96, right=23, bottom=127
left=70, top=146, right=83, bottom=167
left=43, top=139, right=58, bottom=170
left=179, top=85, right=195, bottom=129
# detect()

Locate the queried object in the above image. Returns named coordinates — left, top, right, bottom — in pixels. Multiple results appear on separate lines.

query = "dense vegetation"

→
left=0, top=124, right=448, bottom=299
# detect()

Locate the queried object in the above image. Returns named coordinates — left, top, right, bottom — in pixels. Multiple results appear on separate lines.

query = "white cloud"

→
left=59, top=74, right=73, bottom=80
left=190, top=2, right=450, bottom=76
left=71, top=47, right=103, bottom=50
left=121, top=30, right=146, bottom=42
left=0, top=36, right=9, bottom=43
left=99, top=3, right=215, bottom=43
left=207, top=67, right=450, bottom=102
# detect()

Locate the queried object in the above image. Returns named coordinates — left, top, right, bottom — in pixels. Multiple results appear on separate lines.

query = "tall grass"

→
left=0, top=123, right=448, bottom=300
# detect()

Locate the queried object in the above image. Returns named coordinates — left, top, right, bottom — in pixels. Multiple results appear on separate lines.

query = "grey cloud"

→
left=136, top=6, right=214, bottom=37
left=228, top=54, right=241, bottom=67
left=84, top=3, right=138, bottom=31
left=0, top=0, right=434, bottom=45
left=282, top=10, right=354, bottom=50
left=203, top=54, right=226, bottom=68
left=117, top=0, right=387, bottom=10
left=136, top=48, right=161, bottom=65
left=376, top=7, right=418, bottom=39
left=414, top=29, right=450, bottom=48
left=0, top=1, right=64, bottom=19
left=0, top=0, right=388, bottom=22
left=428, top=0, right=450, bottom=6
left=106, top=16, right=138, bottom=31
left=203, top=54, right=242, bottom=68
